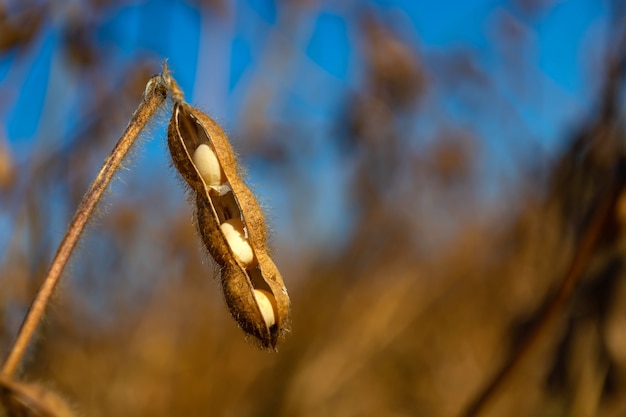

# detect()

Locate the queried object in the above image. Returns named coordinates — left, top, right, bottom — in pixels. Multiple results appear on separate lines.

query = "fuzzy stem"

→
left=0, top=73, right=169, bottom=378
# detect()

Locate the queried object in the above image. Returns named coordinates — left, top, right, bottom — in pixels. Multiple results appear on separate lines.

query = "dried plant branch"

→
left=461, top=171, right=624, bottom=417
left=0, top=70, right=170, bottom=378
left=0, top=377, right=76, bottom=417
left=461, top=25, right=626, bottom=417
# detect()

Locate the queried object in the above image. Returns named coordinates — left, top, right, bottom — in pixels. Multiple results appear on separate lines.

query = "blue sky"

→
left=0, top=0, right=616, bottom=255
left=1, top=0, right=609, bottom=149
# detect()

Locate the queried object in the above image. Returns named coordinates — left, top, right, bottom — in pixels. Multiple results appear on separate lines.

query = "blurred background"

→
left=1, top=0, right=626, bottom=416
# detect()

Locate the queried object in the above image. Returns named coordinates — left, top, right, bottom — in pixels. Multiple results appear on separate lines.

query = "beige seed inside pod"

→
left=192, top=143, right=224, bottom=188
left=253, top=289, right=277, bottom=328
left=220, top=218, right=254, bottom=265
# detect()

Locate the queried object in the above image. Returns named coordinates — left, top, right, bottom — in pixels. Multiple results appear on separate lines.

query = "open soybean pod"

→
left=167, top=101, right=290, bottom=349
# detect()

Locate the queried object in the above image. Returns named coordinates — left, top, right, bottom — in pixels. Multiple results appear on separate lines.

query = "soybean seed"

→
left=192, top=143, right=224, bottom=189
left=252, top=289, right=277, bottom=329
left=220, top=218, right=254, bottom=266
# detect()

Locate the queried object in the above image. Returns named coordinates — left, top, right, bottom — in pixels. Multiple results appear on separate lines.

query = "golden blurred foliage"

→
left=1, top=2, right=626, bottom=417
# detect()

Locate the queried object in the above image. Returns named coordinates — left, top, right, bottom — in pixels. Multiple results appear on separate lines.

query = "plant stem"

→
left=460, top=173, right=623, bottom=417
left=0, top=73, right=169, bottom=378
left=460, top=26, right=626, bottom=417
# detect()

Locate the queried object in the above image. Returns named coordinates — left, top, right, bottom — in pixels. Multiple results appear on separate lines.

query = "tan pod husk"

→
left=168, top=101, right=290, bottom=349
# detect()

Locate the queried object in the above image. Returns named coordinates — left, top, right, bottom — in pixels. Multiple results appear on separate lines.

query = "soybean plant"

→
left=1, top=64, right=290, bottom=417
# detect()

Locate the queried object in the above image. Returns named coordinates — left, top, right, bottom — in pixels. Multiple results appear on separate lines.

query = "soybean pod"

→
left=167, top=100, right=289, bottom=349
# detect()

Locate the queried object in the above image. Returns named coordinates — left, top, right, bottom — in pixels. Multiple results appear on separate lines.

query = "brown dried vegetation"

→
left=1, top=2, right=626, bottom=417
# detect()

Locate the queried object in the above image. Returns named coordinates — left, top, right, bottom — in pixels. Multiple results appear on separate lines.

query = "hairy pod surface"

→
left=168, top=101, right=289, bottom=348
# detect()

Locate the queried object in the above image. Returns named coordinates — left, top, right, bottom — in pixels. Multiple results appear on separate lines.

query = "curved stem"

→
left=0, top=73, right=169, bottom=378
